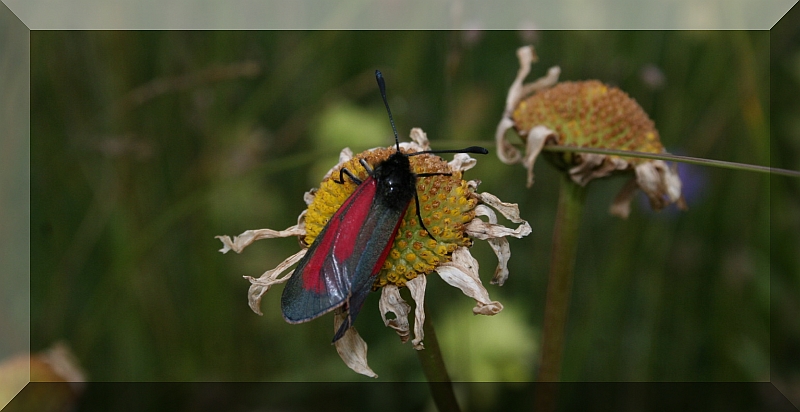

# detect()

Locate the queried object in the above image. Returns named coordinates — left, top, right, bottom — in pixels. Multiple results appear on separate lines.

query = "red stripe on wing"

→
left=300, top=177, right=378, bottom=294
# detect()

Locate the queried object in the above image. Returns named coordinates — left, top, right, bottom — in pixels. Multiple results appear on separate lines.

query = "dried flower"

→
left=495, top=46, right=686, bottom=217
left=0, top=342, right=86, bottom=412
left=216, top=128, right=531, bottom=377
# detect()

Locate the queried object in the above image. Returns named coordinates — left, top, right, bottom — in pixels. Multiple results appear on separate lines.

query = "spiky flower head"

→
left=513, top=80, right=664, bottom=162
left=496, top=46, right=686, bottom=217
left=216, top=128, right=531, bottom=377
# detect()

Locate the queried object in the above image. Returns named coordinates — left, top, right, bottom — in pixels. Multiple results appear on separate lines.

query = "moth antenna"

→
left=375, top=70, right=400, bottom=151
left=409, top=146, right=489, bottom=156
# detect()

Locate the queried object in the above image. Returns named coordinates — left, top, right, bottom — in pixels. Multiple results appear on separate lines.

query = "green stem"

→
left=417, top=313, right=461, bottom=412
left=537, top=175, right=587, bottom=382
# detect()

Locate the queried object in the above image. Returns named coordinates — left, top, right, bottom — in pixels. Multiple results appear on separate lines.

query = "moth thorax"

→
left=375, top=152, right=416, bottom=210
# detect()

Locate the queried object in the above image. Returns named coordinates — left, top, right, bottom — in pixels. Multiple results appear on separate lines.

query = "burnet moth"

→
left=281, top=70, right=488, bottom=342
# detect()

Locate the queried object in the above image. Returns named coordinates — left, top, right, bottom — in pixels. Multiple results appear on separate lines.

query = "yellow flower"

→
left=496, top=46, right=686, bottom=217
left=216, top=128, right=531, bottom=377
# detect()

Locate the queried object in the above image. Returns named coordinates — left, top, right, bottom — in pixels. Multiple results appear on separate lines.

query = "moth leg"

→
left=359, top=158, right=374, bottom=176
left=333, top=167, right=363, bottom=185
left=415, top=172, right=452, bottom=178
left=412, top=191, right=437, bottom=241
left=414, top=172, right=453, bottom=242
left=332, top=281, right=371, bottom=343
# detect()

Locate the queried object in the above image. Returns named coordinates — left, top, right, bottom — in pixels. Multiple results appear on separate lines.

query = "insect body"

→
left=281, top=71, right=486, bottom=342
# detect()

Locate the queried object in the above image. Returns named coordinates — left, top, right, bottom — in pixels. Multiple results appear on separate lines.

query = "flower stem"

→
left=417, top=314, right=461, bottom=412
left=538, top=175, right=586, bottom=382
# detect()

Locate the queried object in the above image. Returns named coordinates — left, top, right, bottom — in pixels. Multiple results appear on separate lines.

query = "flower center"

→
left=512, top=80, right=664, bottom=165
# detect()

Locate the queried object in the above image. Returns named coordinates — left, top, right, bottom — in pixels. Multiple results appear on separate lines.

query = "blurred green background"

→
left=27, top=26, right=798, bottom=408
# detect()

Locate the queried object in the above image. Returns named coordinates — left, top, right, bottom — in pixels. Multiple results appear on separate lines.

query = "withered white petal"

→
left=321, top=148, right=355, bottom=180
left=620, top=159, right=687, bottom=215
left=609, top=178, right=639, bottom=219
left=243, top=249, right=307, bottom=315
left=461, top=193, right=531, bottom=286
left=296, top=210, right=308, bottom=233
left=333, top=313, right=378, bottom=378
left=216, top=226, right=305, bottom=254
left=663, top=163, right=683, bottom=202
left=522, top=125, right=555, bottom=187
left=436, top=247, right=504, bottom=316
left=521, top=65, right=561, bottom=98
left=303, top=189, right=316, bottom=205
left=503, top=46, right=536, bottom=119
left=496, top=45, right=560, bottom=166
left=339, top=147, right=354, bottom=164
left=466, top=193, right=531, bottom=241
left=379, top=285, right=411, bottom=343
left=465, top=218, right=531, bottom=241
left=406, top=275, right=427, bottom=350
left=635, top=160, right=684, bottom=210
left=408, top=128, right=431, bottom=151
left=495, top=117, right=521, bottom=164
left=665, top=182, right=682, bottom=206
left=635, top=161, right=661, bottom=193
left=476, top=192, right=529, bottom=227
left=472, top=205, right=513, bottom=286
left=496, top=45, right=537, bottom=165
left=448, top=153, right=477, bottom=172
left=568, top=153, right=629, bottom=186
left=488, top=236, right=512, bottom=286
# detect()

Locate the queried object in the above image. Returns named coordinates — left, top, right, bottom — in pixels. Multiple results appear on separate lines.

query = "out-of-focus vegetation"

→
left=27, top=26, right=797, bottom=409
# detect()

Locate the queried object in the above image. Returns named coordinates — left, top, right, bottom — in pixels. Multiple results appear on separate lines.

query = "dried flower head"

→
left=216, top=128, right=531, bottom=377
left=495, top=46, right=686, bottom=217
